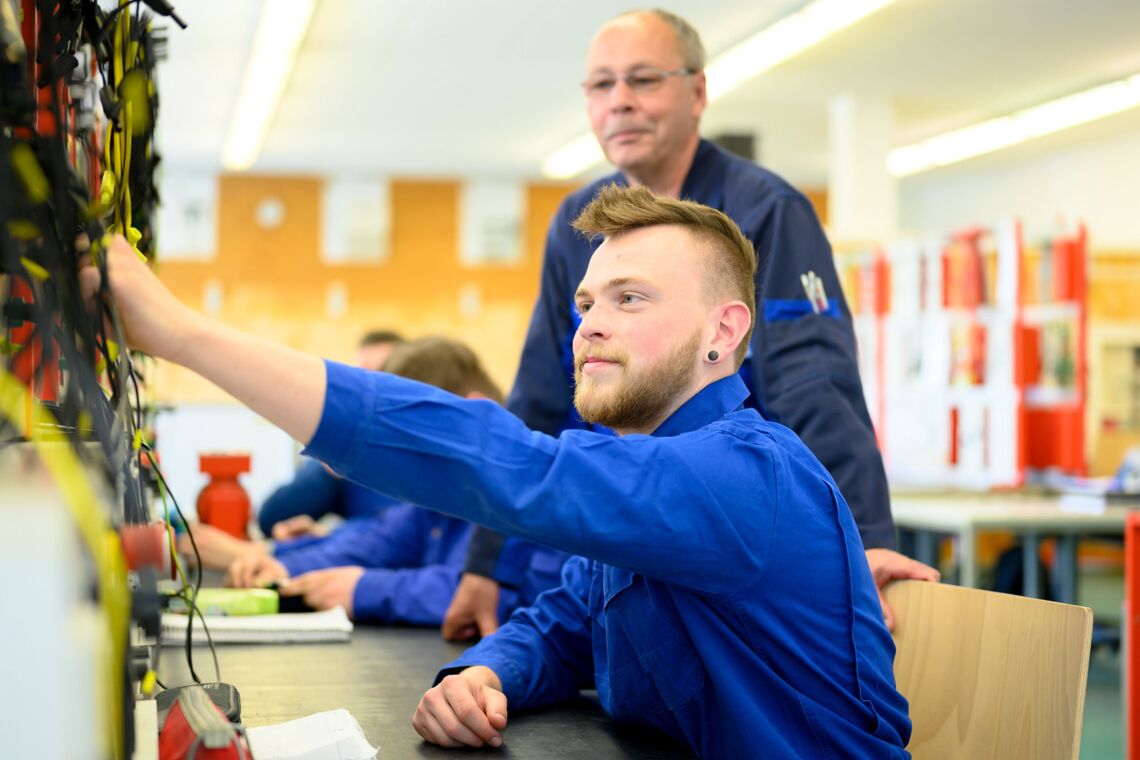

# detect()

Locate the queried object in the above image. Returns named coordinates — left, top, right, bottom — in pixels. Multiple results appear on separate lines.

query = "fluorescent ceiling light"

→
left=888, top=72, right=1140, bottom=177
left=221, top=0, right=316, bottom=171
left=540, top=0, right=898, bottom=179
left=704, top=0, right=896, bottom=102
left=540, top=133, right=604, bottom=181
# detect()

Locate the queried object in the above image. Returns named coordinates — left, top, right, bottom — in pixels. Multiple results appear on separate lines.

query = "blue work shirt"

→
left=304, top=361, right=910, bottom=758
left=465, top=139, right=894, bottom=584
left=273, top=502, right=568, bottom=626
left=257, top=458, right=400, bottom=537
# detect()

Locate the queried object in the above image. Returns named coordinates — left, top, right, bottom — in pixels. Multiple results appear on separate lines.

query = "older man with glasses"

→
left=443, top=8, right=938, bottom=643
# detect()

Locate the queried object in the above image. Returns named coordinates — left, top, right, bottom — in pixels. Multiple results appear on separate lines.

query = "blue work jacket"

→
left=273, top=501, right=567, bottom=625
left=304, top=361, right=910, bottom=758
left=257, top=458, right=400, bottom=536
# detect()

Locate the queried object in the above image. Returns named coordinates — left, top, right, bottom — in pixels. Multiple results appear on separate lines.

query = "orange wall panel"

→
left=154, top=175, right=577, bottom=402
left=1090, top=251, right=1140, bottom=322
left=802, top=187, right=829, bottom=227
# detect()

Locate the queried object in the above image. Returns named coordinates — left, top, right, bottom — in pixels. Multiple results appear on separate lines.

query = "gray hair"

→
left=616, top=8, right=707, bottom=71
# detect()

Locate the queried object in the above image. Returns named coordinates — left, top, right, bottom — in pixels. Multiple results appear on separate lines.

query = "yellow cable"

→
left=141, top=669, right=158, bottom=697
left=10, top=143, right=51, bottom=203
left=100, top=3, right=155, bottom=263
left=114, top=2, right=126, bottom=91
left=114, top=124, right=124, bottom=232
left=0, top=369, right=130, bottom=759
left=155, top=458, right=191, bottom=590
left=122, top=100, right=133, bottom=232
left=19, top=256, right=50, bottom=282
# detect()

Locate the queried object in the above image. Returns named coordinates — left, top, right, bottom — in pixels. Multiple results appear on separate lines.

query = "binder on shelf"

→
left=838, top=218, right=1088, bottom=489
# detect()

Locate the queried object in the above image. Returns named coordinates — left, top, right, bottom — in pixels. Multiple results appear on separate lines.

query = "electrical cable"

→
left=1, top=4, right=188, bottom=753
left=144, top=442, right=222, bottom=685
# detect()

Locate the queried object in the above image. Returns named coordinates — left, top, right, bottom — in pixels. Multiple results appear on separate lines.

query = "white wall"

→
left=898, top=112, right=1140, bottom=247
left=153, top=405, right=299, bottom=522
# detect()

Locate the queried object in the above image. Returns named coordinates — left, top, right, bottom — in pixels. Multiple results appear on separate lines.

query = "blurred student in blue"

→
left=84, top=186, right=913, bottom=758
left=227, top=337, right=568, bottom=625
left=257, top=329, right=405, bottom=541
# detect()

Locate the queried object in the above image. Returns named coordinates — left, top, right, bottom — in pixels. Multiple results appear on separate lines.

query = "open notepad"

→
left=160, top=606, right=353, bottom=645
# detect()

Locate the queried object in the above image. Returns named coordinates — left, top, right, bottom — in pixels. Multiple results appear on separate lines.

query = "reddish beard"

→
left=573, top=331, right=701, bottom=432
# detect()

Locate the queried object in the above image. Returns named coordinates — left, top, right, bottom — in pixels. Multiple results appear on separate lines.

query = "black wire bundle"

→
left=143, top=443, right=221, bottom=685
left=1, top=0, right=215, bottom=704
left=1, top=1, right=137, bottom=511
left=94, top=0, right=168, bottom=263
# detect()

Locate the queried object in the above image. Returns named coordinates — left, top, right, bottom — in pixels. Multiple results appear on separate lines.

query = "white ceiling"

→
left=153, top=0, right=1140, bottom=186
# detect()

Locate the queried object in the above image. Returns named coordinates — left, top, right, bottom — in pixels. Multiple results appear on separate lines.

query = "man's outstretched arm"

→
left=445, top=202, right=584, bottom=641
left=80, top=235, right=325, bottom=444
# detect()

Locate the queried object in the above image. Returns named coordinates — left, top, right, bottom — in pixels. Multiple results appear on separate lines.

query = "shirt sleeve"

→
left=257, top=459, right=343, bottom=536
left=436, top=556, right=595, bottom=711
left=461, top=527, right=507, bottom=579
left=275, top=503, right=425, bottom=577
left=749, top=193, right=895, bottom=549
left=464, top=202, right=581, bottom=579
left=306, top=362, right=777, bottom=596
left=464, top=531, right=564, bottom=593
left=351, top=564, right=462, bottom=626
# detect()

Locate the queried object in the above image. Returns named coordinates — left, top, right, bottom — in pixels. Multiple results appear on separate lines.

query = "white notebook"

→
left=160, top=606, right=353, bottom=645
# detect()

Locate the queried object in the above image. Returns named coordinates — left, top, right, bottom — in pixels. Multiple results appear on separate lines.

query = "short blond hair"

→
left=572, top=184, right=756, bottom=367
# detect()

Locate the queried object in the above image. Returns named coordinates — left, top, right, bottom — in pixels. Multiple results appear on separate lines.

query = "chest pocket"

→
left=591, top=564, right=706, bottom=717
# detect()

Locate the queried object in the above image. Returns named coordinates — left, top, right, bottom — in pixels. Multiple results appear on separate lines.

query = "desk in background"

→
left=158, top=626, right=693, bottom=759
left=892, top=494, right=1128, bottom=604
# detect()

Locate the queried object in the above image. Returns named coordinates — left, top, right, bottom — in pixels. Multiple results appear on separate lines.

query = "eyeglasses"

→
left=581, top=67, right=695, bottom=98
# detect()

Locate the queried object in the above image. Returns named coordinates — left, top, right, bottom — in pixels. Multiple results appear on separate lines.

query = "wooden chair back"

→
left=884, top=580, right=1093, bottom=759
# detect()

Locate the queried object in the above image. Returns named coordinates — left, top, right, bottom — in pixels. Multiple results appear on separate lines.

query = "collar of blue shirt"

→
left=650, top=374, right=750, bottom=439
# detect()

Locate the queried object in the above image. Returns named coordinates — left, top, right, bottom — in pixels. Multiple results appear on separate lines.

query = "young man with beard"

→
left=80, top=186, right=911, bottom=758
left=445, top=8, right=936, bottom=643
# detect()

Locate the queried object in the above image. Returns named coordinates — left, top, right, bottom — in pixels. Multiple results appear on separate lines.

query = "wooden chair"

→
left=884, top=580, right=1093, bottom=759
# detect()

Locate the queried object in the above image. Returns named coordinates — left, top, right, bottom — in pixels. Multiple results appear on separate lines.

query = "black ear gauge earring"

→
left=707, top=350, right=719, bottom=362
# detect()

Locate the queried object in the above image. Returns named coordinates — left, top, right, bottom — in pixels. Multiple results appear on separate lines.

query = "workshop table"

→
left=158, top=624, right=693, bottom=758
left=892, top=494, right=1128, bottom=603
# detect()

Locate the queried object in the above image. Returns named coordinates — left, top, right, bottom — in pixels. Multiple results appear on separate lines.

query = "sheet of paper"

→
left=246, top=708, right=378, bottom=760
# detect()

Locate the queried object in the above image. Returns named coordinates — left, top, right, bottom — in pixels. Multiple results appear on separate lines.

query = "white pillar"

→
left=828, top=95, right=897, bottom=244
